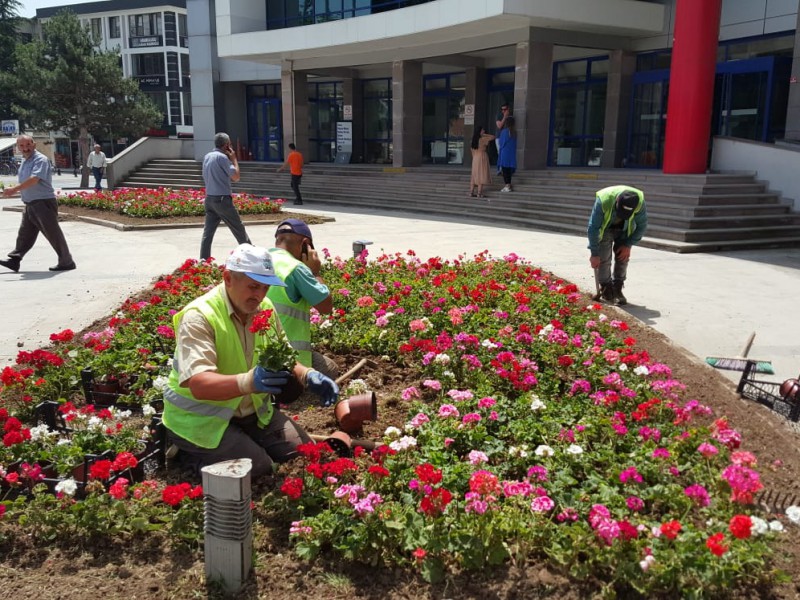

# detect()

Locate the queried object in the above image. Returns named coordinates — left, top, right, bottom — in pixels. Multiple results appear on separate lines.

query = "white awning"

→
left=0, top=137, right=16, bottom=154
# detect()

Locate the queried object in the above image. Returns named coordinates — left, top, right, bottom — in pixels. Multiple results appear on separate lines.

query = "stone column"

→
left=463, top=67, right=487, bottom=169
left=602, top=50, right=637, bottom=168
left=343, top=78, right=364, bottom=162
left=392, top=60, right=423, bottom=167
left=281, top=65, right=309, bottom=160
left=513, top=37, right=553, bottom=170
left=786, top=9, right=800, bottom=141
left=187, top=0, right=225, bottom=160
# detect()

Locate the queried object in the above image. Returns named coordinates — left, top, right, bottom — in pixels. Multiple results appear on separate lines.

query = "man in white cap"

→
left=162, top=243, right=339, bottom=477
left=587, top=185, right=648, bottom=305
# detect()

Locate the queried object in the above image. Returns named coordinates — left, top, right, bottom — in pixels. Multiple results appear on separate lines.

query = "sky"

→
left=19, top=1, right=100, bottom=18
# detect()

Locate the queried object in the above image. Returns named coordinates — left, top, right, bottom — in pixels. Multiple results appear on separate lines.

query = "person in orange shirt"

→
left=277, top=143, right=304, bottom=205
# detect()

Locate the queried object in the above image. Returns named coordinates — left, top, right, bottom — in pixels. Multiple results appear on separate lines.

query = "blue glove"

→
left=252, top=366, right=290, bottom=394
left=306, top=370, right=339, bottom=407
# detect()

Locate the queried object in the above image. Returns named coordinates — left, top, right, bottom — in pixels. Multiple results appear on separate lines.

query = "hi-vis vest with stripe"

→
left=267, top=248, right=313, bottom=367
left=596, top=185, right=645, bottom=240
left=163, top=285, right=274, bottom=449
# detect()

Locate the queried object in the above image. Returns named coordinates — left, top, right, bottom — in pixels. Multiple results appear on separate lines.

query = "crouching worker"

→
left=587, top=185, right=647, bottom=306
left=163, top=243, right=339, bottom=478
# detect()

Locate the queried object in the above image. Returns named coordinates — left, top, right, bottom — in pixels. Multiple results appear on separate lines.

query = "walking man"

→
left=587, top=185, right=647, bottom=305
left=200, top=132, right=251, bottom=261
left=1, top=135, right=76, bottom=273
left=86, top=144, right=107, bottom=191
left=277, top=143, right=304, bottom=205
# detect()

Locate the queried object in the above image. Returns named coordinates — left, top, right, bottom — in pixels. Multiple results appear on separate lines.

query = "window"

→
left=180, top=54, right=190, bottom=87
left=90, top=18, right=102, bottom=42
left=178, top=13, right=188, bottom=47
left=108, top=16, right=120, bottom=39
left=182, top=92, right=192, bottom=126
left=132, top=53, right=165, bottom=76
left=129, top=13, right=162, bottom=37
left=146, top=92, right=168, bottom=125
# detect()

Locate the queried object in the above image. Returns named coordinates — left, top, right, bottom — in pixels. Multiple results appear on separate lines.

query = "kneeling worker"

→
left=163, top=243, right=339, bottom=477
left=587, top=185, right=647, bottom=305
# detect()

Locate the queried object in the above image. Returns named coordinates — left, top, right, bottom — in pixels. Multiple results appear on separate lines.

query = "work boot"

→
left=599, top=282, right=615, bottom=303
left=612, top=280, right=627, bottom=306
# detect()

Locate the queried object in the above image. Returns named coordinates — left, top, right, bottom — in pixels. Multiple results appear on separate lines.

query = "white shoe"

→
left=500, top=185, right=511, bottom=193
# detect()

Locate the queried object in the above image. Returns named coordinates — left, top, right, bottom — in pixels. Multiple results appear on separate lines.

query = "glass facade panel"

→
left=108, top=16, right=120, bottom=38
left=267, top=0, right=436, bottom=30
left=308, top=81, right=343, bottom=162
left=363, top=78, right=392, bottom=164
left=129, top=13, right=162, bottom=37
left=422, top=73, right=465, bottom=164
left=132, top=53, right=165, bottom=76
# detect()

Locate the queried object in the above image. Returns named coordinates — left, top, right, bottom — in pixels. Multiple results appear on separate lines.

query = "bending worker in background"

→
left=587, top=185, right=648, bottom=306
left=163, top=243, right=338, bottom=478
left=268, top=218, right=339, bottom=380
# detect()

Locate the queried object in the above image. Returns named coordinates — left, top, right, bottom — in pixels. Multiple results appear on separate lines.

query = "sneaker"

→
left=0, top=258, right=20, bottom=273
left=612, top=281, right=627, bottom=306
left=500, top=185, right=511, bottom=193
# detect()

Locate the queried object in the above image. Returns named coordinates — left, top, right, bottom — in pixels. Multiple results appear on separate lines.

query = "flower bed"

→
left=0, top=250, right=798, bottom=595
left=58, top=187, right=285, bottom=218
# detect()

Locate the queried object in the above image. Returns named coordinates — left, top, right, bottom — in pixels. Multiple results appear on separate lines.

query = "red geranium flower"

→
left=419, top=488, right=452, bottom=517
left=280, top=477, right=304, bottom=500
left=248, top=309, right=274, bottom=334
left=368, top=465, right=390, bottom=479
left=162, top=484, right=187, bottom=506
left=706, top=532, right=728, bottom=556
left=415, top=463, right=443, bottom=486
left=729, top=514, right=752, bottom=539
left=112, top=452, right=139, bottom=472
left=660, top=520, right=682, bottom=540
left=89, top=459, right=113, bottom=480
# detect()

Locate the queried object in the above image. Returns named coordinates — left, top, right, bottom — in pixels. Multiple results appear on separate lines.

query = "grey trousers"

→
left=167, top=410, right=311, bottom=478
left=596, top=228, right=629, bottom=285
left=200, top=194, right=251, bottom=260
left=8, top=198, right=74, bottom=266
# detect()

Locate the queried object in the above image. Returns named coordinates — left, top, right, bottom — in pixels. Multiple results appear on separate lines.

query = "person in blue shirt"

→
left=1, top=135, right=76, bottom=273
left=497, top=116, right=517, bottom=192
left=200, top=132, right=251, bottom=260
left=587, top=186, right=648, bottom=305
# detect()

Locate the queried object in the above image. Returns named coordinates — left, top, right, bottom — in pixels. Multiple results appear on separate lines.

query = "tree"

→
left=10, top=10, right=162, bottom=186
left=0, top=0, right=22, bottom=120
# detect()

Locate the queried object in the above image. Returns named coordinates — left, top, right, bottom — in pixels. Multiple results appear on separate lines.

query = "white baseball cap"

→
left=225, top=244, right=286, bottom=287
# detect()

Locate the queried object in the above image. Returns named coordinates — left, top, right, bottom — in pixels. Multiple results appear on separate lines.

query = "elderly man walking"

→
left=86, top=144, right=107, bottom=191
left=200, top=132, right=252, bottom=261
left=1, top=135, right=76, bottom=273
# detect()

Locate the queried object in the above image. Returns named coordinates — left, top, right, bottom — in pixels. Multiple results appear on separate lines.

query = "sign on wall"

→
left=336, top=121, right=353, bottom=152
left=1, top=120, right=19, bottom=135
left=343, top=105, right=353, bottom=120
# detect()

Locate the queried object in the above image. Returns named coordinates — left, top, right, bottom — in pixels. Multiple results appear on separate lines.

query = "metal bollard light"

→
left=352, top=239, right=373, bottom=258
left=201, top=458, right=253, bottom=594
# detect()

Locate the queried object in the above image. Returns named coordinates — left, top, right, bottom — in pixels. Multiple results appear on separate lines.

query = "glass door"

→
left=247, top=98, right=283, bottom=162
left=422, top=73, right=465, bottom=165
left=627, top=70, right=669, bottom=168
left=713, top=57, right=774, bottom=141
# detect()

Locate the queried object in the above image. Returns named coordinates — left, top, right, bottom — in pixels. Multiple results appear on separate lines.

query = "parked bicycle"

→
left=0, top=160, right=19, bottom=176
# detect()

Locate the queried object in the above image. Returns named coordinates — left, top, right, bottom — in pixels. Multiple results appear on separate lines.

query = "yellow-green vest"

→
left=267, top=248, right=313, bottom=367
left=163, top=285, right=274, bottom=449
left=596, top=185, right=645, bottom=240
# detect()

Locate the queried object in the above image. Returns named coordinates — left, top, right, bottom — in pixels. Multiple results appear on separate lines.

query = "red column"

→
left=662, top=0, right=722, bottom=174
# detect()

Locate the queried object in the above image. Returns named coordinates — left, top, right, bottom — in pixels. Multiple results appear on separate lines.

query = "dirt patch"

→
left=2, top=217, right=800, bottom=598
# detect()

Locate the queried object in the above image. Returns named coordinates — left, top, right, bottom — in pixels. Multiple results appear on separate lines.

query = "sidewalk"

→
left=1, top=175, right=799, bottom=386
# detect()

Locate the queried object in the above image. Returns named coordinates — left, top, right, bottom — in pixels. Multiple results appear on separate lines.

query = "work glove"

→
left=306, top=369, right=339, bottom=408
left=252, top=366, right=290, bottom=394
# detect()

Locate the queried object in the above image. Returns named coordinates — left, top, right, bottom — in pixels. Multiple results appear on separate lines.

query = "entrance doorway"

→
left=247, top=96, right=283, bottom=162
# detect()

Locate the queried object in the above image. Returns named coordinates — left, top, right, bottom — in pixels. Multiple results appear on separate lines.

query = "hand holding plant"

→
left=249, top=309, right=298, bottom=372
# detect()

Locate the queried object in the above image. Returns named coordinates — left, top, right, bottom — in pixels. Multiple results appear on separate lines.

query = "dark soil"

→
left=2, top=207, right=800, bottom=599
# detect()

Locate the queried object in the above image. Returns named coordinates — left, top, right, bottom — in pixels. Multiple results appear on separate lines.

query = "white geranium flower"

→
left=434, top=353, right=451, bottom=365
left=618, top=363, right=628, bottom=372
left=530, top=396, right=546, bottom=411
left=28, top=424, right=55, bottom=442
left=384, top=426, right=402, bottom=439
left=481, top=339, right=499, bottom=350
left=769, top=520, right=785, bottom=533
left=152, top=375, right=169, bottom=391
left=442, top=370, right=455, bottom=379
left=55, top=478, right=78, bottom=497
left=87, top=416, right=103, bottom=431
left=750, top=516, right=769, bottom=535
left=142, top=404, right=157, bottom=417
left=319, top=319, right=333, bottom=330
left=509, top=445, right=529, bottom=458
left=566, top=444, right=584, bottom=455
left=534, top=444, right=555, bottom=457
left=389, top=435, right=417, bottom=452
left=634, top=365, right=650, bottom=376
left=785, top=506, right=800, bottom=524
left=538, top=324, right=553, bottom=337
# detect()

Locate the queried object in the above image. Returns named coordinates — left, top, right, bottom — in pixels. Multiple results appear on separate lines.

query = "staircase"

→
left=118, top=160, right=800, bottom=253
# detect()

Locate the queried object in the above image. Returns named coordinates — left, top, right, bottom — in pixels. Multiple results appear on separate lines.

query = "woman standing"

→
left=497, top=116, right=517, bottom=192
left=469, top=126, right=495, bottom=198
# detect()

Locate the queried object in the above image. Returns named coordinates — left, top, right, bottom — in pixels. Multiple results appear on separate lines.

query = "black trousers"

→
left=290, top=174, right=303, bottom=203
left=8, top=198, right=74, bottom=267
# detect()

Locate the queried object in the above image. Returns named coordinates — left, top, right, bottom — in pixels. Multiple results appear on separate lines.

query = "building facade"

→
left=36, top=0, right=192, bottom=166
left=192, top=1, right=798, bottom=169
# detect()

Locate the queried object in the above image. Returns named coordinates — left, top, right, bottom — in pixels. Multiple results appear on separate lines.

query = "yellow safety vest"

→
left=267, top=248, right=313, bottom=367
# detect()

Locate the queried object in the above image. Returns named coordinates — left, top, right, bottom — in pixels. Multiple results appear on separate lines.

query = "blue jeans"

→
left=200, top=195, right=251, bottom=260
left=91, top=166, right=103, bottom=190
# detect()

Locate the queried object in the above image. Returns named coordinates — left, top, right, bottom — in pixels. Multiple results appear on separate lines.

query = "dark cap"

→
left=276, top=218, right=314, bottom=248
left=615, top=190, right=640, bottom=219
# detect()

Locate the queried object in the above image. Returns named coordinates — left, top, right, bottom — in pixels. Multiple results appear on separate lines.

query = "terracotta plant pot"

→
left=334, top=391, right=378, bottom=434
left=323, top=431, right=352, bottom=457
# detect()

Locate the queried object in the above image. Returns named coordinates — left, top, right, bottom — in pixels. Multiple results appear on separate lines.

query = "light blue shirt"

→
left=202, top=148, right=236, bottom=196
left=18, top=150, right=55, bottom=203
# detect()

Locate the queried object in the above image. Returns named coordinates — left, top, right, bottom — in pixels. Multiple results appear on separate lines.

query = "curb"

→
left=1, top=205, right=335, bottom=231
